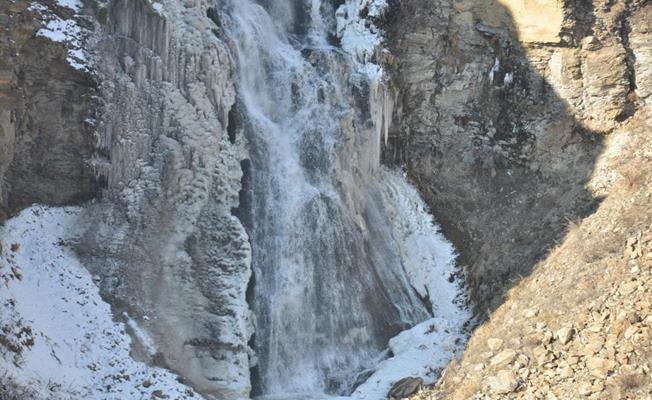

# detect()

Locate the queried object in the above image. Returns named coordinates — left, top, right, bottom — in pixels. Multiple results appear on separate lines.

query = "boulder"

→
left=388, top=377, right=423, bottom=399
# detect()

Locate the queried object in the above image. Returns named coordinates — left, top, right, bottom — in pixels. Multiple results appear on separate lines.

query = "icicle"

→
left=503, top=72, right=513, bottom=86
left=488, top=58, right=500, bottom=84
left=370, top=76, right=395, bottom=151
left=383, top=84, right=395, bottom=146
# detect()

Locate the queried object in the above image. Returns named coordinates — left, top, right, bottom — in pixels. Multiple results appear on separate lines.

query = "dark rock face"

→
left=388, top=377, right=423, bottom=399
left=386, top=0, right=647, bottom=314
left=0, top=1, right=98, bottom=216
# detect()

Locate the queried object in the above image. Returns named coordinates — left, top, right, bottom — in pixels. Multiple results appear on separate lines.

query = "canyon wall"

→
left=386, top=0, right=650, bottom=314
left=390, top=0, right=652, bottom=397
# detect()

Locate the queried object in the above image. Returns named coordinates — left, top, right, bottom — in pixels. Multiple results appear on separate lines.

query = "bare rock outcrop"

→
left=389, top=0, right=652, bottom=397
left=0, top=0, right=98, bottom=217
left=385, top=0, right=647, bottom=315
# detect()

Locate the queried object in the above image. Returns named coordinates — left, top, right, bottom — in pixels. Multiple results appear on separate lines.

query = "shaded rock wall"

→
left=386, top=0, right=648, bottom=313
left=0, top=1, right=98, bottom=217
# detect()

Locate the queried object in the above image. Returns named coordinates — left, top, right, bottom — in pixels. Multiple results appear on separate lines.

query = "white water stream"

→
left=223, top=0, right=471, bottom=398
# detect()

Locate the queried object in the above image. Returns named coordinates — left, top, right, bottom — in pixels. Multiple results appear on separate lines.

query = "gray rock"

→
left=388, top=377, right=423, bottom=399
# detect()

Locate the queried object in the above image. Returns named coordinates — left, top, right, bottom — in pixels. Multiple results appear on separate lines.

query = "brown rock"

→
left=533, top=346, right=554, bottom=365
left=487, top=338, right=504, bottom=351
left=556, top=326, right=574, bottom=345
left=490, top=349, right=517, bottom=368
left=619, top=281, right=639, bottom=295
left=586, top=356, right=615, bottom=379
left=578, top=382, right=594, bottom=396
left=487, top=370, right=518, bottom=394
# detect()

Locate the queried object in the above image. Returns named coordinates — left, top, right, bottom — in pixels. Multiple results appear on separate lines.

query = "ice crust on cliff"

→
left=336, top=0, right=396, bottom=162
left=0, top=206, right=201, bottom=399
left=351, top=169, right=470, bottom=399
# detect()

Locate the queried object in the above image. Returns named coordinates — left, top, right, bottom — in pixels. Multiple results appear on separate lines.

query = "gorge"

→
left=2, top=0, right=652, bottom=399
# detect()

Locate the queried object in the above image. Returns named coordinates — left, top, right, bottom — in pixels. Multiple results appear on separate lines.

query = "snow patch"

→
left=352, top=318, right=465, bottom=399
left=0, top=206, right=201, bottom=399
left=335, top=0, right=388, bottom=63
left=350, top=169, right=471, bottom=399
left=489, top=58, right=500, bottom=84
left=55, top=0, right=82, bottom=12
left=32, top=1, right=90, bottom=71
left=151, top=2, right=165, bottom=15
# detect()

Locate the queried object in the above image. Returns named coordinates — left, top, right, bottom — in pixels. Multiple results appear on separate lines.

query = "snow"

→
left=37, top=18, right=80, bottom=43
left=350, top=169, right=471, bottom=399
left=151, top=2, right=165, bottom=15
left=0, top=206, right=201, bottom=399
left=504, top=72, right=514, bottom=86
left=125, top=314, right=158, bottom=357
left=335, top=0, right=381, bottom=57
left=489, top=58, right=500, bottom=84
left=335, top=0, right=388, bottom=63
left=32, top=1, right=90, bottom=71
left=352, top=318, right=465, bottom=399
left=55, top=0, right=82, bottom=12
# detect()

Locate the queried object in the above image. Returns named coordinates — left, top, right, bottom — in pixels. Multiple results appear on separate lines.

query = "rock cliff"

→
left=0, top=0, right=98, bottom=216
left=385, top=0, right=649, bottom=314
left=385, top=0, right=652, bottom=397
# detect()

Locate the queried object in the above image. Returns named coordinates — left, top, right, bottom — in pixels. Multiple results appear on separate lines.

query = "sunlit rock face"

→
left=386, top=0, right=648, bottom=315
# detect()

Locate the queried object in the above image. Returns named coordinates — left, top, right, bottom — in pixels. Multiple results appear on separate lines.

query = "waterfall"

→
left=222, top=1, right=469, bottom=398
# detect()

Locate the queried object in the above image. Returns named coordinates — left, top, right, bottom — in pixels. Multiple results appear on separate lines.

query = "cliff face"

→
left=0, top=0, right=98, bottom=217
left=388, top=0, right=652, bottom=398
left=386, top=0, right=650, bottom=313
left=2, top=0, right=252, bottom=398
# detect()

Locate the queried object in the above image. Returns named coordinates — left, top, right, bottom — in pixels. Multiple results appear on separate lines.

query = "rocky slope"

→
left=382, top=0, right=652, bottom=397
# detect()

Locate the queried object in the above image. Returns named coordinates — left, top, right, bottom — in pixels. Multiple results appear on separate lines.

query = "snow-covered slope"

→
left=0, top=206, right=201, bottom=399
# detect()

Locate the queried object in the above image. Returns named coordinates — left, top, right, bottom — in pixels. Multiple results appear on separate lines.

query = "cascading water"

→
left=222, top=1, right=470, bottom=398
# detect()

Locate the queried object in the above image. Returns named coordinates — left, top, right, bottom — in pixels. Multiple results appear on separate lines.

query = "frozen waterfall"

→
left=222, top=0, right=470, bottom=398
